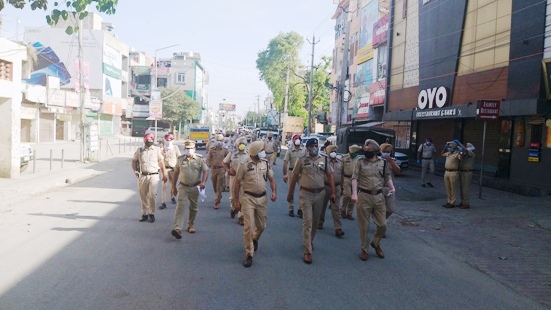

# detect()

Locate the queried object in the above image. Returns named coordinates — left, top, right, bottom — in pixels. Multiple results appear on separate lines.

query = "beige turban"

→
left=325, top=145, right=337, bottom=153
left=248, top=141, right=264, bottom=156
left=364, top=139, right=380, bottom=152
left=380, top=143, right=393, bottom=152
left=234, top=137, right=247, bottom=148
left=349, top=144, right=362, bottom=153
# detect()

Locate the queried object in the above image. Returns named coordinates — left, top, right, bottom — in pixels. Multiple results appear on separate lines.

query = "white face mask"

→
left=294, top=139, right=301, bottom=146
left=329, top=152, right=337, bottom=158
left=257, top=151, right=266, bottom=159
left=467, top=147, right=475, bottom=152
left=185, top=148, right=195, bottom=156
left=164, top=141, right=173, bottom=148
left=381, top=152, right=390, bottom=157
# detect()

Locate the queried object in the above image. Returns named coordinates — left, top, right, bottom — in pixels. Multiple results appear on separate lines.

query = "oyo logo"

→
left=418, top=86, right=448, bottom=110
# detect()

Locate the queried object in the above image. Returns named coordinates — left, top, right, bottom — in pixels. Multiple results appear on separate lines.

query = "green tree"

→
left=161, top=86, right=200, bottom=130
left=0, top=0, right=118, bottom=34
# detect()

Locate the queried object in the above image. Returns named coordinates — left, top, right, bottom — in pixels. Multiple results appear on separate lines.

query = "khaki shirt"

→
left=351, top=157, right=392, bottom=191
left=223, top=150, right=249, bottom=171
left=284, top=147, right=306, bottom=171
left=235, top=157, right=273, bottom=194
left=133, top=146, right=163, bottom=174
left=177, top=154, right=208, bottom=186
left=292, top=155, right=334, bottom=189
left=264, top=139, right=276, bottom=154
left=443, top=151, right=461, bottom=170
left=208, top=146, right=229, bottom=167
left=459, top=150, right=475, bottom=170
left=325, top=157, right=343, bottom=186
left=341, top=154, right=361, bottom=178
left=163, top=146, right=181, bottom=168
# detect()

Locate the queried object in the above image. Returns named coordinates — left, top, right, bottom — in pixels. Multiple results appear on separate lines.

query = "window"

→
left=176, top=73, right=185, bottom=84
left=377, top=44, right=388, bottom=80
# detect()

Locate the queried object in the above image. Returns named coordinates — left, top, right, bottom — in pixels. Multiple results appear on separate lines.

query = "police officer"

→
left=207, top=134, right=229, bottom=209
left=171, top=140, right=209, bottom=239
left=160, top=133, right=181, bottom=209
left=282, top=134, right=306, bottom=217
left=458, top=142, right=476, bottom=209
left=131, top=133, right=168, bottom=223
left=264, top=132, right=276, bottom=166
left=224, top=136, right=249, bottom=225
left=287, top=138, right=336, bottom=264
left=351, top=139, right=395, bottom=261
left=233, top=141, right=277, bottom=267
left=441, top=140, right=462, bottom=208
left=340, top=144, right=362, bottom=220
left=417, top=137, right=436, bottom=187
left=318, top=144, right=345, bottom=238
left=379, top=143, right=401, bottom=237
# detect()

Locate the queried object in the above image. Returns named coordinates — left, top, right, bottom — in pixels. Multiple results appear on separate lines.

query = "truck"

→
left=335, top=123, right=395, bottom=155
left=189, top=126, right=211, bottom=149
left=281, top=115, right=304, bottom=143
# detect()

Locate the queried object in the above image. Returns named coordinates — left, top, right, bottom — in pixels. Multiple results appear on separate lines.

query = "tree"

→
left=0, top=0, right=118, bottom=34
left=160, top=86, right=200, bottom=130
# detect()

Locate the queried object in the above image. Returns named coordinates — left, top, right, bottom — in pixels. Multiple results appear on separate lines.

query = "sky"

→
left=0, top=0, right=339, bottom=118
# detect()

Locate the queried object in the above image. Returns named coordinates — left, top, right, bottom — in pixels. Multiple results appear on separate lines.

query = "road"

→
left=0, top=148, right=546, bottom=309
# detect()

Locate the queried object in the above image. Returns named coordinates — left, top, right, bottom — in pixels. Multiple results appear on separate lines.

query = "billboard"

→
left=219, top=103, right=236, bottom=111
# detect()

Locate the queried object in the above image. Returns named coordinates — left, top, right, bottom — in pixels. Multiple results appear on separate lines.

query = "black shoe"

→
left=171, top=197, right=177, bottom=204
left=171, top=229, right=182, bottom=239
left=427, top=182, right=434, bottom=187
left=421, top=184, right=426, bottom=187
left=148, top=214, right=155, bottom=223
left=253, top=240, right=258, bottom=252
left=442, top=203, right=455, bottom=208
left=230, top=209, right=237, bottom=219
left=243, top=255, right=253, bottom=268
left=297, top=210, right=303, bottom=218
left=139, top=215, right=148, bottom=222
left=289, top=210, right=295, bottom=217
left=159, top=203, right=167, bottom=209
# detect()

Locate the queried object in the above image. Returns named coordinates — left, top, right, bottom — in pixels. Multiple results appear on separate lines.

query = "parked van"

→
left=335, top=123, right=395, bottom=154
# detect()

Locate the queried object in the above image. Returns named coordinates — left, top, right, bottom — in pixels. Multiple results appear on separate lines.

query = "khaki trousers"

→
left=229, top=175, right=243, bottom=219
left=341, top=177, right=355, bottom=216
left=138, top=174, right=159, bottom=215
left=320, top=185, right=342, bottom=230
left=444, top=171, right=459, bottom=205
left=299, top=189, right=325, bottom=254
left=211, top=167, right=225, bottom=204
left=382, top=187, right=395, bottom=218
left=241, top=193, right=267, bottom=257
left=460, top=171, right=473, bottom=205
left=161, top=169, right=175, bottom=203
left=287, top=176, right=300, bottom=212
left=357, top=191, right=386, bottom=252
left=173, top=184, right=199, bottom=230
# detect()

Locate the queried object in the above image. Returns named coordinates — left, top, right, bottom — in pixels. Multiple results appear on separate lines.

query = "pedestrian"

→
left=318, top=144, right=345, bottom=238
left=223, top=136, right=233, bottom=192
left=379, top=143, right=401, bottom=237
left=160, top=133, right=181, bottom=209
left=131, top=133, right=168, bottom=223
left=441, top=140, right=462, bottom=208
left=340, top=144, right=363, bottom=220
left=458, top=142, right=476, bottom=209
left=417, top=137, right=436, bottom=187
left=207, top=134, right=229, bottom=209
left=282, top=134, right=306, bottom=217
left=171, top=140, right=209, bottom=239
left=264, top=132, right=276, bottom=166
left=272, top=135, right=280, bottom=166
left=351, top=139, right=395, bottom=261
left=233, top=141, right=277, bottom=267
left=287, top=138, right=336, bottom=265
left=224, top=136, right=249, bottom=226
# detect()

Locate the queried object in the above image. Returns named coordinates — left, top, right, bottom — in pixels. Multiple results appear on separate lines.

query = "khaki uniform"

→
left=284, top=146, right=306, bottom=212
left=133, top=146, right=164, bottom=216
left=382, top=158, right=398, bottom=218
left=341, top=154, right=361, bottom=217
left=224, top=150, right=249, bottom=220
left=264, top=138, right=276, bottom=166
left=443, top=151, right=461, bottom=205
left=207, top=145, right=229, bottom=206
left=320, top=156, right=343, bottom=230
left=235, top=157, right=273, bottom=257
left=418, top=142, right=436, bottom=185
left=352, top=157, right=392, bottom=253
left=459, top=150, right=475, bottom=206
left=292, top=155, right=334, bottom=254
left=161, top=145, right=181, bottom=204
left=173, top=154, right=208, bottom=231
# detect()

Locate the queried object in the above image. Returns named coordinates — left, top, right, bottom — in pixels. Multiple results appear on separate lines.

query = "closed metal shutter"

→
left=100, top=114, right=113, bottom=136
left=21, top=119, right=32, bottom=142
left=39, top=113, right=54, bottom=143
left=417, top=119, right=454, bottom=152
left=462, top=119, right=501, bottom=172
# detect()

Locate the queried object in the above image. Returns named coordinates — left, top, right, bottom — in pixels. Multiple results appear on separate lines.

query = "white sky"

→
left=0, top=0, right=338, bottom=117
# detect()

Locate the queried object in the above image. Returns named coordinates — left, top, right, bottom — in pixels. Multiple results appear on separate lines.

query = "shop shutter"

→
left=462, top=119, right=501, bottom=173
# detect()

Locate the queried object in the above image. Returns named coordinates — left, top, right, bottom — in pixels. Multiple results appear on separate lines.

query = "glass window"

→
left=176, top=73, right=185, bottom=84
left=377, top=45, right=388, bottom=80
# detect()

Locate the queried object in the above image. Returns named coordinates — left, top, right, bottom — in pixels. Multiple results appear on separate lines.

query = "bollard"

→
left=50, top=149, right=53, bottom=170
left=106, top=140, right=110, bottom=157
left=61, top=149, right=64, bottom=169
left=33, top=150, right=36, bottom=173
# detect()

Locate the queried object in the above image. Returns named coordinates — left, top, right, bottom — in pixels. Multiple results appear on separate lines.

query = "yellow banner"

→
left=356, top=44, right=374, bottom=64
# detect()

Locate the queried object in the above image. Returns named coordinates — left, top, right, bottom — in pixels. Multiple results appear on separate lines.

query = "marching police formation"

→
left=131, top=130, right=476, bottom=267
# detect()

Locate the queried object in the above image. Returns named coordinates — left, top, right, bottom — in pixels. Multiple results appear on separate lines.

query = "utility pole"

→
left=307, top=35, right=319, bottom=136
left=283, top=67, right=290, bottom=137
left=256, top=95, right=261, bottom=127
left=78, top=18, right=86, bottom=162
left=337, top=11, right=350, bottom=130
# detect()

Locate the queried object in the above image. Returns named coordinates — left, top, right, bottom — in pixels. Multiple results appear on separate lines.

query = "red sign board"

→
left=476, top=99, right=501, bottom=120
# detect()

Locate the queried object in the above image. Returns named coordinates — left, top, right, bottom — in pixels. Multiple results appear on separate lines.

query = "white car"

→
left=393, top=151, right=409, bottom=171
left=19, top=143, right=33, bottom=172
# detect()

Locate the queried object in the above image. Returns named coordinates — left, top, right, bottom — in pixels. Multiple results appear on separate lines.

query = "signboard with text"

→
left=476, top=99, right=500, bottom=120
left=219, top=103, right=236, bottom=111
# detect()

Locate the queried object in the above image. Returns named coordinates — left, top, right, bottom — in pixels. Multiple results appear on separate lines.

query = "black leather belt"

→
left=244, top=191, right=266, bottom=198
left=300, top=187, right=325, bottom=194
left=359, top=188, right=382, bottom=195
left=213, top=165, right=224, bottom=169
left=266, top=152, right=273, bottom=154
left=288, top=168, right=293, bottom=171
left=141, top=172, right=158, bottom=176
left=445, top=169, right=458, bottom=172
left=344, top=174, right=352, bottom=178
left=422, top=158, right=432, bottom=160
left=182, top=181, right=200, bottom=187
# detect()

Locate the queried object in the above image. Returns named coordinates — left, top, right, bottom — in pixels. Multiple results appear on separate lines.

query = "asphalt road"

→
left=0, top=149, right=545, bottom=309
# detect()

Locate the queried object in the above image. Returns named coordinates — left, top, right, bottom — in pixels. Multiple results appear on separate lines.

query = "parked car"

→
left=144, top=127, right=169, bottom=139
left=19, top=143, right=33, bottom=172
left=393, top=151, right=409, bottom=171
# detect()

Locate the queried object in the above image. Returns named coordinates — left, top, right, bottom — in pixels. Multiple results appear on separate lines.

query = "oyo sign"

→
left=418, top=86, right=449, bottom=109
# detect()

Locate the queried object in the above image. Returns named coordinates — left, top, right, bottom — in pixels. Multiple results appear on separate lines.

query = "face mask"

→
left=294, top=139, right=301, bottom=146
left=238, top=144, right=246, bottom=151
left=364, top=150, right=376, bottom=158
left=247, top=139, right=251, bottom=143
left=185, top=149, right=195, bottom=156
left=426, top=142, right=432, bottom=146
left=309, top=147, right=319, bottom=156
left=350, top=152, right=358, bottom=158
left=216, top=141, right=223, bottom=147
left=467, top=147, right=475, bottom=152
left=258, top=151, right=266, bottom=158
left=145, top=141, right=154, bottom=147
left=329, top=152, right=337, bottom=158
left=381, top=152, right=390, bottom=157
left=164, top=141, right=173, bottom=147
left=268, top=137, right=272, bottom=140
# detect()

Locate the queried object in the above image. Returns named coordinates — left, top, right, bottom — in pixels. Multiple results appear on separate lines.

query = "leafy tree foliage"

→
left=0, top=0, right=118, bottom=34
left=161, top=86, right=200, bottom=129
